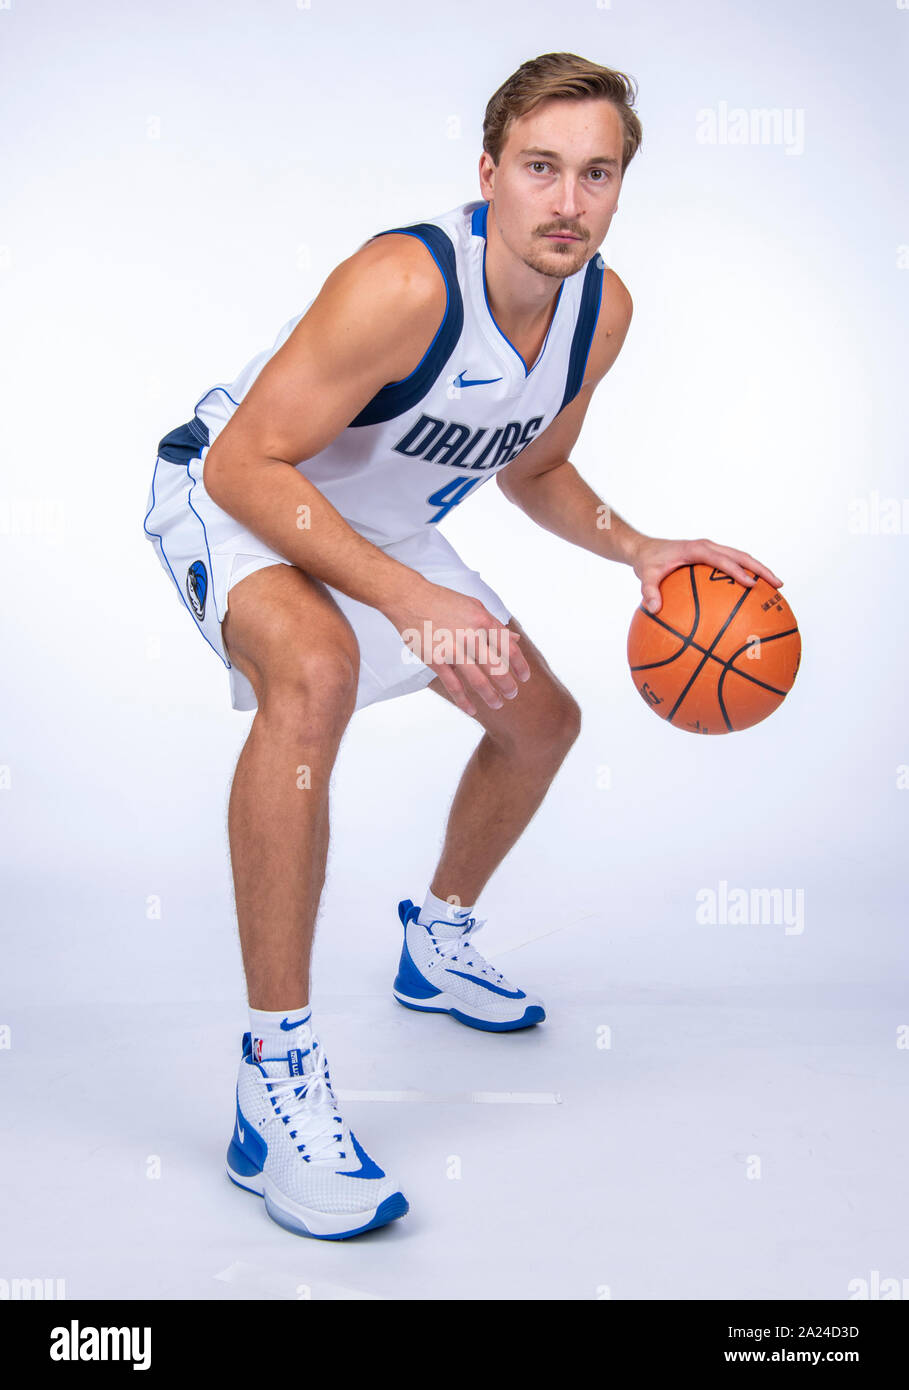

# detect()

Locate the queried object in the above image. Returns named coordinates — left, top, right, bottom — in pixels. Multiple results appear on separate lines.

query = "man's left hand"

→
left=630, top=536, right=784, bottom=614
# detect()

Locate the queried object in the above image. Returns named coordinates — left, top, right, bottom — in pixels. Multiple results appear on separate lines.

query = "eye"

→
left=588, top=169, right=611, bottom=182
left=529, top=161, right=550, bottom=174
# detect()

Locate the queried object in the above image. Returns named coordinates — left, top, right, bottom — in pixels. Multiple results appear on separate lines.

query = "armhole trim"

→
left=348, top=223, right=463, bottom=427
left=556, top=255, right=605, bottom=417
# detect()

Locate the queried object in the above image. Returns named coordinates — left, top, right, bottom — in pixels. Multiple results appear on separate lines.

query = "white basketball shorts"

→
left=142, top=416, right=512, bottom=713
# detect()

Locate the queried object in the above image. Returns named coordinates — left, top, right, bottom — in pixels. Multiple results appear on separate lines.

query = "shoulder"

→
left=348, top=230, right=449, bottom=311
left=581, top=264, right=633, bottom=389
left=325, top=230, right=448, bottom=379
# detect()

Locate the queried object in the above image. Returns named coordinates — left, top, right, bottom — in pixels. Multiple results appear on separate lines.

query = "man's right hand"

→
left=380, top=580, right=531, bottom=716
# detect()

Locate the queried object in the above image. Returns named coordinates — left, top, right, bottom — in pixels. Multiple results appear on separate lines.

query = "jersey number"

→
left=426, top=477, right=483, bottom=522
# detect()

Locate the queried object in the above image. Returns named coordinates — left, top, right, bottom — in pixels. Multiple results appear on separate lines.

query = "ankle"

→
left=248, top=1002, right=312, bottom=1057
left=420, top=887, right=474, bottom=926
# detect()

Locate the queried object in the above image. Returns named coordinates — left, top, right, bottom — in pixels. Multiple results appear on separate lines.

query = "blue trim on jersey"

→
left=155, top=417, right=210, bottom=463
left=194, top=385, right=241, bottom=417
left=347, top=224, right=463, bottom=426
left=470, top=198, right=564, bottom=378
left=557, top=254, right=605, bottom=414
left=472, top=199, right=604, bottom=408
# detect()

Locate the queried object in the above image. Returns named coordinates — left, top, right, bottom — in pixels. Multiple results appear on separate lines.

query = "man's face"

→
left=479, top=97, right=625, bottom=279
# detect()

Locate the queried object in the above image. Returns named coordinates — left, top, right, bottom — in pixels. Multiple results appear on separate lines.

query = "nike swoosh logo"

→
left=236, top=1113, right=245, bottom=1144
left=279, top=1016, right=309, bottom=1031
left=444, top=968, right=525, bottom=999
left=453, top=370, right=503, bottom=389
left=337, top=1130, right=386, bottom=1180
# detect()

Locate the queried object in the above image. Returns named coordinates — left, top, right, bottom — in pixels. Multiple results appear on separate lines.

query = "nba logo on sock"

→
left=253, top=1037, right=263, bottom=1061
left=186, top=560, right=208, bottom=621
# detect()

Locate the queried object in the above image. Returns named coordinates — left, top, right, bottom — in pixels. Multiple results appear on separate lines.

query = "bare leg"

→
left=425, top=617, right=581, bottom=907
left=220, top=564, right=360, bottom=1010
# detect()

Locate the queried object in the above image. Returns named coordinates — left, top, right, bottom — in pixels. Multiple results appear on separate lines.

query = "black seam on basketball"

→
left=631, top=648, right=706, bottom=671
left=630, top=617, right=711, bottom=662
left=716, top=678, right=734, bottom=732
left=631, top=565, right=704, bottom=669
left=636, top=630, right=797, bottom=679
left=633, top=569, right=797, bottom=726
left=667, top=583, right=752, bottom=723
left=718, top=629, right=799, bottom=700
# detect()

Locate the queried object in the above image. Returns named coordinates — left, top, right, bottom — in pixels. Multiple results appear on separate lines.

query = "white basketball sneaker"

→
left=226, top=1019, right=409, bottom=1239
left=392, top=898, right=546, bottom=1031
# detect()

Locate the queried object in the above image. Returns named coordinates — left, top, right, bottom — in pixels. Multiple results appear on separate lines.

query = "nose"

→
left=552, top=180, right=584, bottom=227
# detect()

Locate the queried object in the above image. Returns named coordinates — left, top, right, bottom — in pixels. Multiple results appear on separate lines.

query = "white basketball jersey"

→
left=193, top=199, right=606, bottom=546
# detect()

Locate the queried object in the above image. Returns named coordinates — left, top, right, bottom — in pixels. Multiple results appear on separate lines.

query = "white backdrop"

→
left=1, top=0, right=907, bottom=1301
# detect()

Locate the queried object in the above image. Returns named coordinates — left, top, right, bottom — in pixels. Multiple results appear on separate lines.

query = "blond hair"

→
left=483, top=52, right=643, bottom=175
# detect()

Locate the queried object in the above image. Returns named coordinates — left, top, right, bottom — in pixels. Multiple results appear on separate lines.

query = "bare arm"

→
left=497, top=271, right=783, bottom=609
left=498, top=383, right=644, bottom=565
left=202, top=234, right=530, bottom=710
left=496, top=271, right=642, bottom=557
left=202, top=234, right=448, bottom=613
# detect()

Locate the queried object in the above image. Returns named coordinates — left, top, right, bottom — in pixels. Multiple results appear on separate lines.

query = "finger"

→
left=701, top=544, right=783, bottom=589
left=508, top=633, right=532, bottom=684
left=697, top=552, right=763, bottom=589
left=492, top=633, right=533, bottom=692
left=484, top=661, right=519, bottom=700
left=465, top=625, right=526, bottom=697
left=489, top=670, right=519, bottom=700
left=641, top=582, right=662, bottom=613
left=741, top=556, right=784, bottom=588
left=709, top=560, right=758, bottom=587
left=434, top=663, right=477, bottom=717
left=460, top=662, right=506, bottom=711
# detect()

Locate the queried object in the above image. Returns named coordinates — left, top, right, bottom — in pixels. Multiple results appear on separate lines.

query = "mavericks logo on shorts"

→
left=186, top=560, right=208, bottom=621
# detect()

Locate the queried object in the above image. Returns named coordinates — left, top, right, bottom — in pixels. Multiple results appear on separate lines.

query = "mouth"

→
left=544, top=233, right=581, bottom=242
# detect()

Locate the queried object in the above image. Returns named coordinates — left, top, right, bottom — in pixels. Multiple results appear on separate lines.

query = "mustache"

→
left=539, top=227, right=586, bottom=239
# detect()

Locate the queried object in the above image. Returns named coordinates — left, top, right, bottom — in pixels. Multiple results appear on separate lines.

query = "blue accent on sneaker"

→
left=393, top=895, right=545, bottom=1030
left=394, top=998, right=546, bottom=1031
left=263, top=1190, right=409, bottom=1240
left=397, top=898, right=420, bottom=928
left=443, top=968, right=526, bottom=999
left=228, top=1090, right=268, bottom=1176
left=337, top=1131, right=387, bottom=1180
left=394, top=928, right=442, bottom=1000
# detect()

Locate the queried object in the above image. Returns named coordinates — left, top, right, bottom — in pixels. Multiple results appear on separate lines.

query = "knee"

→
left=273, top=647, right=360, bottom=717
left=247, top=633, right=360, bottom=728
left=548, top=692, right=582, bottom=753
left=498, top=689, right=581, bottom=762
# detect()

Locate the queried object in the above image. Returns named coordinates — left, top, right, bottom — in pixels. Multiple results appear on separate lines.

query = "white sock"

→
left=248, top=1003, right=312, bottom=1060
left=418, top=887, right=474, bottom=929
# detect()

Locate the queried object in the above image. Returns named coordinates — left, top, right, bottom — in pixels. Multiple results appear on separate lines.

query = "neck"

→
left=482, top=201, right=562, bottom=338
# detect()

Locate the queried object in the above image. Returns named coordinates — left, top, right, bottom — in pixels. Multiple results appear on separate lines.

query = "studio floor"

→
left=3, top=954, right=905, bottom=1300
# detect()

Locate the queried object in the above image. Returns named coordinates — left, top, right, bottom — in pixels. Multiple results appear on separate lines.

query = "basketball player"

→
left=143, top=53, right=782, bottom=1240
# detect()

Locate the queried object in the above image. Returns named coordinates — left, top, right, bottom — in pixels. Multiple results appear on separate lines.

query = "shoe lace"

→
left=431, top=916, right=507, bottom=984
left=255, top=1034, right=347, bottom=1166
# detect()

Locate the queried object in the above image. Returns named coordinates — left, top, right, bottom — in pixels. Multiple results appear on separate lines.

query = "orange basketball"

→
left=627, top=564, right=801, bottom=734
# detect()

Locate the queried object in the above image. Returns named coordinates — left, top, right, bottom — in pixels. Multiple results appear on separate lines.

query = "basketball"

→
left=627, top=564, right=801, bottom=735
